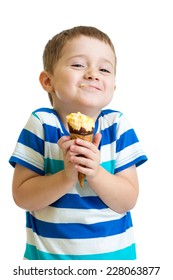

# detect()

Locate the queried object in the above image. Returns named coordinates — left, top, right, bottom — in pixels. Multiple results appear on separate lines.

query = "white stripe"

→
left=25, top=113, right=44, bottom=139
left=44, top=142, right=63, bottom=160
left=97, top=111, right=120, bottom=130
left=12, top=143, right=44, bottom=170
left=99, top=141, right=143, bottom=167
left=97, top=112, right=132, bottom=136
left=31, top=207, right=125, bottom=224
left=36, top=111, right=63, bottom=131
left=116, top=114, right=133, bottom=139
left=26, top=227, right=135, bottom=255
left=68, top=181, right=98, bottom=196
left=116, top=142, right=144, bottom=168
left=100, top=141, right=116, bottom=163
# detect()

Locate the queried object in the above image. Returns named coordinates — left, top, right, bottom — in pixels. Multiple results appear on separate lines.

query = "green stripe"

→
left=32, top=112, right=40, bottom=119
left=44, top=158, right=115, bottom=175
left=44, top=158, right=64, bottom=174
left=24, top=243, right=136, bottom=260
left=100, top=160, right=116, bottom=174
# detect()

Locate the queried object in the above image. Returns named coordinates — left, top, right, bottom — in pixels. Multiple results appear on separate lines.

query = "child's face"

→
left=50, top=35, right=116, bottom=116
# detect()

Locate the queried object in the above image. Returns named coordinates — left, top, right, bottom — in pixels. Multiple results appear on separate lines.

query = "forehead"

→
left=60, top=35, right=115, bottom=63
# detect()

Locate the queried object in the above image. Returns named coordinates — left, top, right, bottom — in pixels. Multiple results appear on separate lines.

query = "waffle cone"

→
left=70, top=133, right=93, bottom=142
left=70, top=132, right=93, bottom=187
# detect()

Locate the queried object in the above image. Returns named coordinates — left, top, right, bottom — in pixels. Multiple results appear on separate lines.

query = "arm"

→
left=12, top=136, right=79, bottom=211
left=12, top=165, right=73, bottom=211
left=70, top=134, right=139, bottom=214
left=87, top=165, right=139, bottom=213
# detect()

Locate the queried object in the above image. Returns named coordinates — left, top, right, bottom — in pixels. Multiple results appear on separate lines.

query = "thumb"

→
left=58, top=135, right=71, bottom=148
left=93, top=133, right=102, bottom=148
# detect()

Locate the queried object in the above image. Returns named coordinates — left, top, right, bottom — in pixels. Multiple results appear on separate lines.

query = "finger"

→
left=70, top=144, right=94, bottom=158
left=68, top=148, right=80, bottom=157
left=74, top=158, right=96, bottom=176
left=75, top=135, right=101, bottom=151
left=58, top=136, right=71, bottom=148
left=71, top=156, right=93, bottom=170
left=93, top=133, right=102, bottom=148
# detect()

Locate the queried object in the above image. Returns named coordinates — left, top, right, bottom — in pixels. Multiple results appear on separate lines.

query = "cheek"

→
left=104, top=84, right=115, bottom=101
left=53, top=77, right=77, bottom=99
left=61, top=74, right=78, bottom=90
left=106, top=80, right=115, bottom=94
left=53, top=74, right=73, bottom=91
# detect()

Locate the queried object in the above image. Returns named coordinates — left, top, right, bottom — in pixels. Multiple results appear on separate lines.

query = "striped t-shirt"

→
left=9, top=108, right=147, bottom=260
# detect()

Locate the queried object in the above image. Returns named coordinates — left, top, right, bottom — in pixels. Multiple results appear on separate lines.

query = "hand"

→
left=58, top=136, right=79, bottom=184
left=69, top=133, right=102, bottom=181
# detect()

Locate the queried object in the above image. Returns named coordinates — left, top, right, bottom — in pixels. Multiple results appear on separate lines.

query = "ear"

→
left=39, top=71, right=54, bottom=93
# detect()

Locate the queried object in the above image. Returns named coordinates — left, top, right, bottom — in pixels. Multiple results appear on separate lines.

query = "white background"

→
left=0, top=0, right=172, bottom=277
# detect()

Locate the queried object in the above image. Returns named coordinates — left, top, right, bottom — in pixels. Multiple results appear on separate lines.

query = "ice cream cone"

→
left=69, top=132, right=93, bottom=187
left=66, top=112, right=95, bottom=187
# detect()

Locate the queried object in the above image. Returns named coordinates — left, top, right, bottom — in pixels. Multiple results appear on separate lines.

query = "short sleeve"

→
left=114, top=113, right=148, bottom=173
left=9, top=112, right=45, bottom=175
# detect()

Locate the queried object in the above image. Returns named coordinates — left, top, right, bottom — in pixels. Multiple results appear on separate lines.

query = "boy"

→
left=9, top=26, right=147, bottom=260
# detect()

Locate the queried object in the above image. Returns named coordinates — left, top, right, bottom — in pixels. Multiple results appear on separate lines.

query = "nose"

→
left=84, top=68, right=99, bottom=80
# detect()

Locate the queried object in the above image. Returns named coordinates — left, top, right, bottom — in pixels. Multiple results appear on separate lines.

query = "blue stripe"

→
left=116, top=129, right=139, bottom=152
left=18, top=129, right=44, bottom=155
left=26, top=211, right=132, bottom=239
left=100, top=123, right=117, bottom=145
left=34, top=107, right=59, bottom=116
left=24, top=243, right=136, bottom=260
left=99, top=109, right=120, bottom=117
left=43, top=124, right=69, bottom=143
left=50, top=193, right=108, bottom=209
left=9, top=156, right=44, bottom=175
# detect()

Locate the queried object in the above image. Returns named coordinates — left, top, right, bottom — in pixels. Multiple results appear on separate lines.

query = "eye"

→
left=72, top=64, right=84, bottom=68
left=100, top=68, right=111, bottom=73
